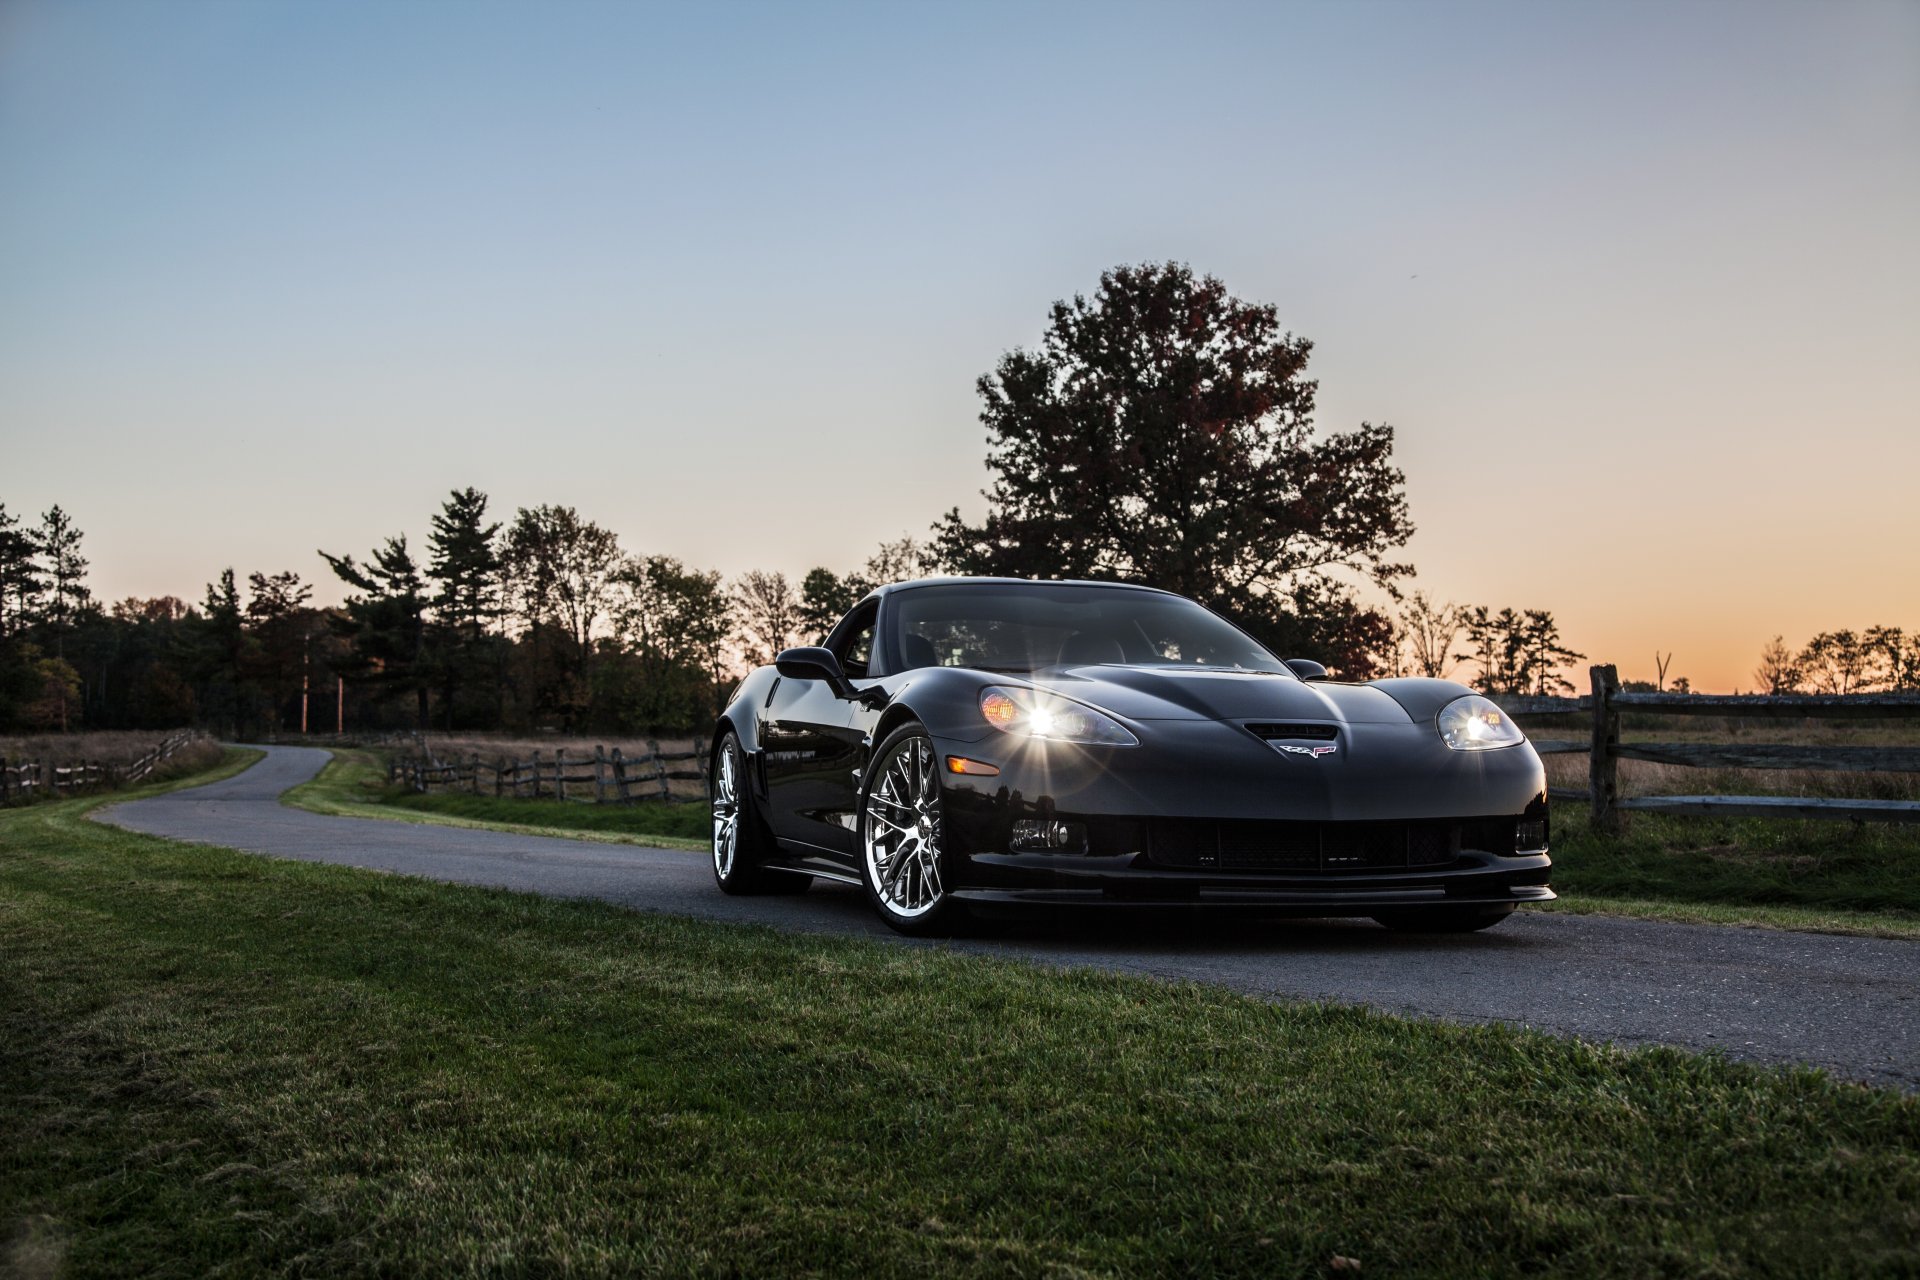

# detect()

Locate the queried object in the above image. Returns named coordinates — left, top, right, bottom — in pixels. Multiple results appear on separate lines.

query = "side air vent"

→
left=1246, top=722, right=1339, bottom=741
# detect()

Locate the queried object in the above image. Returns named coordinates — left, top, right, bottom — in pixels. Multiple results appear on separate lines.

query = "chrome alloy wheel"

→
left=863, top=735, right=945, bottom=918
left=712, top=742, right=739, bottom=879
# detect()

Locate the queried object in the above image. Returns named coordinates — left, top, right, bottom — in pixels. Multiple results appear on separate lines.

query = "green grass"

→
left=5, top=771, right=1920, bottom=1276
left=1547, top=801, right=1920, bottom=938
left=284, top=749, right=710, bottom=850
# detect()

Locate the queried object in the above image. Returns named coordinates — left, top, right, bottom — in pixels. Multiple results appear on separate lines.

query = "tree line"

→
left=0, top=492, right=959, bottom=736
left=6, top=261, right=1642, bottom=735
left=1752, top=628, right=1920, bottom=696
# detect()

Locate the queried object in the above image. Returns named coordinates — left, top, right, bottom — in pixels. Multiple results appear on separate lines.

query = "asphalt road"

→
left=99, top=746, right=1919, bottom=1091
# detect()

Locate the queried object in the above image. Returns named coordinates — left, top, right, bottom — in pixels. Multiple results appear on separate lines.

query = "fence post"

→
left=555, top=748, right=568, bottom=802
left=611, top=748, right=629, bottom=804
left=647, top=736, right=670, bottom=802
left=594, top=746, right=607, bottom=804
left=531, top=751, right=543, bottom=800
left=470, top=753, right=481, bottom=796
left=1589, top=663, right=1622, bottom=834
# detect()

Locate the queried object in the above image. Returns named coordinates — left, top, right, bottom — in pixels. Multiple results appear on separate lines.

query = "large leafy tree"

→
left=503, top=505, right=622, bottom=728
left=932, top=263, right=1411, bottom=675
left=608, top=555, right=733, bottom=728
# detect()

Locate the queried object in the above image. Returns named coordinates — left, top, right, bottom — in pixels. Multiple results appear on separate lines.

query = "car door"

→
left=759, top=675, right=860, bottom=855
left=758, top=601, right=880, bottom=860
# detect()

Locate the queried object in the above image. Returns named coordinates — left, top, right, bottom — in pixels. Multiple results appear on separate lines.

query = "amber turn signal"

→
left=946, top=756, right=1000, bottom=776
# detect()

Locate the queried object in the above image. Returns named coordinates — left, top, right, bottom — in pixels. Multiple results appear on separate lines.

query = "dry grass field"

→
left=0, top=731, right=219, bottom=770
left=3, top=731, right=174, bottom=766
left=1537, top=714, right=1920, bottom=802
left=406, top=731, right=703, bottom=764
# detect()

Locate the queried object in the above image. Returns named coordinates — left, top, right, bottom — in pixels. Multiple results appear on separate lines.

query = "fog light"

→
left=1010, top=820, right=1086, bottom=853
left=1515, top=818, right=1548, bottom=852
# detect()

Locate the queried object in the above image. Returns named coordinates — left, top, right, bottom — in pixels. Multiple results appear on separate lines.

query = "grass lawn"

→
left=1544, top=801, right=1920, bottom=939
left=284, top=749, right=710, bottom=850
left=5, top=764, right=1920, bottom=1276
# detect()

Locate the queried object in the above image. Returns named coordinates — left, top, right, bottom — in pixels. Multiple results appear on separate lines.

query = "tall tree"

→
left=1397, top=592, right=1463, bottom=679
left=1457, top=607, right=1585, bottom=696
left=798, top=567, right=858, bottom=640
left=1752, top=635, right=1803, bottom=695
left=245, top=570, right=315, bottom=731
left=610, top=555, right=733, bottom=729
left=0, top=503, right=43, bottom=638
left=932, top=263, right=1412, bottom=655
left=37, top=505, right=91, bottom=656
left=731, top=570, right=802, bottom=668
left=502, top=506, right=622, bottom=728
left=192, top=568, right=252, bottom=734
left=1797, top=631, right=1871, bottom=695
left=860, top=534, right=938, bottom=588
left=427, top=487, right=504, bottom=728
left=323, top=536, right=431, bottom=728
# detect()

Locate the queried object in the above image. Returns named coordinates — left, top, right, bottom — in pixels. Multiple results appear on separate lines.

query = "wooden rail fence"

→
left=0, top=731, right=208, bottom=805
left=1498, top=669, right=1920, bottom=831
left=389, top=739, right=709, bottom=805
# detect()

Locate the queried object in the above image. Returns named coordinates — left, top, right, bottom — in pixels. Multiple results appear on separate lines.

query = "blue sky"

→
left=2, top=0, right=1915, bottom=688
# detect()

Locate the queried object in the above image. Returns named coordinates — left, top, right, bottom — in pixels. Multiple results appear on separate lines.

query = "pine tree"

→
left=0, top=503, right=44, bottom=638
left=37, top=505, right=91, bottom=655
left=323, top=536, right=431, bottom=729
left=426, top=487, right=503, bottom=728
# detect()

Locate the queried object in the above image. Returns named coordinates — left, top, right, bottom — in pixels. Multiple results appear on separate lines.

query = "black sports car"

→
left=709, top=577, right=1552, bottom=935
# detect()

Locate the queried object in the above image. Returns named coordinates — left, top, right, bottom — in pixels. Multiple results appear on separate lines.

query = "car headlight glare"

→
left=979, top=686, right=1138, bottom=747
left=1437, top=695, right=1526, bottom=751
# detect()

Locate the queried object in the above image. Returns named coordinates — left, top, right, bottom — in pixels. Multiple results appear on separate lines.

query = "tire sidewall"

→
left=712, top=731, right=779, bottom=894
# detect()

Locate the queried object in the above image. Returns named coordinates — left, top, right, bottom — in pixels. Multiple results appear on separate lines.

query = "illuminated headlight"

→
left=1437, top=695, right=1526, bottom=751
left=980, top=687, right=1138, bottom=747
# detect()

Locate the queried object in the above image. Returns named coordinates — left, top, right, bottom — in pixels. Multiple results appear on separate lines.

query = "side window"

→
left=830, top=603, right=879, bottom=679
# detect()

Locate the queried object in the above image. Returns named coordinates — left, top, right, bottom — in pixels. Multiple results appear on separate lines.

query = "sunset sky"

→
left=2, top=0, right=1915, bottom=692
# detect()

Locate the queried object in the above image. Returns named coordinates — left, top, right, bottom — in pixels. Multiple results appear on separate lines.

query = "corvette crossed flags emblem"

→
left=1270, top=743, right=1338, bottom=759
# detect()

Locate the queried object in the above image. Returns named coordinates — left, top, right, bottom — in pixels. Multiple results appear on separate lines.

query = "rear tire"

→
left=711, top=732, right=809, bottom=896
left=1372, top=904, right=1514, bottom=933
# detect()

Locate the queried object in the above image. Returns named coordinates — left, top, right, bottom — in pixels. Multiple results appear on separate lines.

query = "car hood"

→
left=1028, top=665, right=1422, bottom=725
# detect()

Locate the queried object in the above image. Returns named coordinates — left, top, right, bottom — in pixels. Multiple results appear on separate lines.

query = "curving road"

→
left=100, top=746, right=1919, bottom=1091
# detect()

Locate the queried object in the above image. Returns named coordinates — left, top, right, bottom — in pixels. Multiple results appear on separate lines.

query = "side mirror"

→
left=1286, top=658, right=1331, bottom=682
left=777, top=646, right=853, bottom=693
left=775, top=646, right=888, bottom=707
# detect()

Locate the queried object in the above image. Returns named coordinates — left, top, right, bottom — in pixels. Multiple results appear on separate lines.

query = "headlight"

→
left=1437, top=695, right=1526, bottom=751
left=979, top=686, right=1138, bottom=747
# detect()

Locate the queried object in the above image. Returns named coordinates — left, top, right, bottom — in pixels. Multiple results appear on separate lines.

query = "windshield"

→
left=888, top=583, right=1290, bottom=676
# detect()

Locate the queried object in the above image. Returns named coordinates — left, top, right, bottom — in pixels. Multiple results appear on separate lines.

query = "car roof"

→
left=873, top=576, right=1177, bottom=597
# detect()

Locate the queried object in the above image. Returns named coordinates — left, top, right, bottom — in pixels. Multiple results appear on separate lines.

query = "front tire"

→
left=1372, top=904, right=1515, bottom=933
left=711, top=732, right=808, bottom=896
left=859, top=723, right=969, bottom=936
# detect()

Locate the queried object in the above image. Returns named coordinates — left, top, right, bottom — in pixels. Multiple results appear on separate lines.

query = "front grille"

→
left=1148, top=817, right=1522, bottom=874
left=1245, top=722, right=1339, bottom=741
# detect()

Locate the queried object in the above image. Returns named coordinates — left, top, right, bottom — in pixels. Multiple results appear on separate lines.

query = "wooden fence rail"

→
left=388, top=741, right=709, bottom=805
left=1496, top=669, right=1920, bottom=831
left=0, top=731, right=207, bottom=805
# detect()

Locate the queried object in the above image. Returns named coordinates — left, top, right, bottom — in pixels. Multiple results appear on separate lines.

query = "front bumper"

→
left=948, top=849, right=1554, bottom=912
left=933, top=722, right=1553, bottom=913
